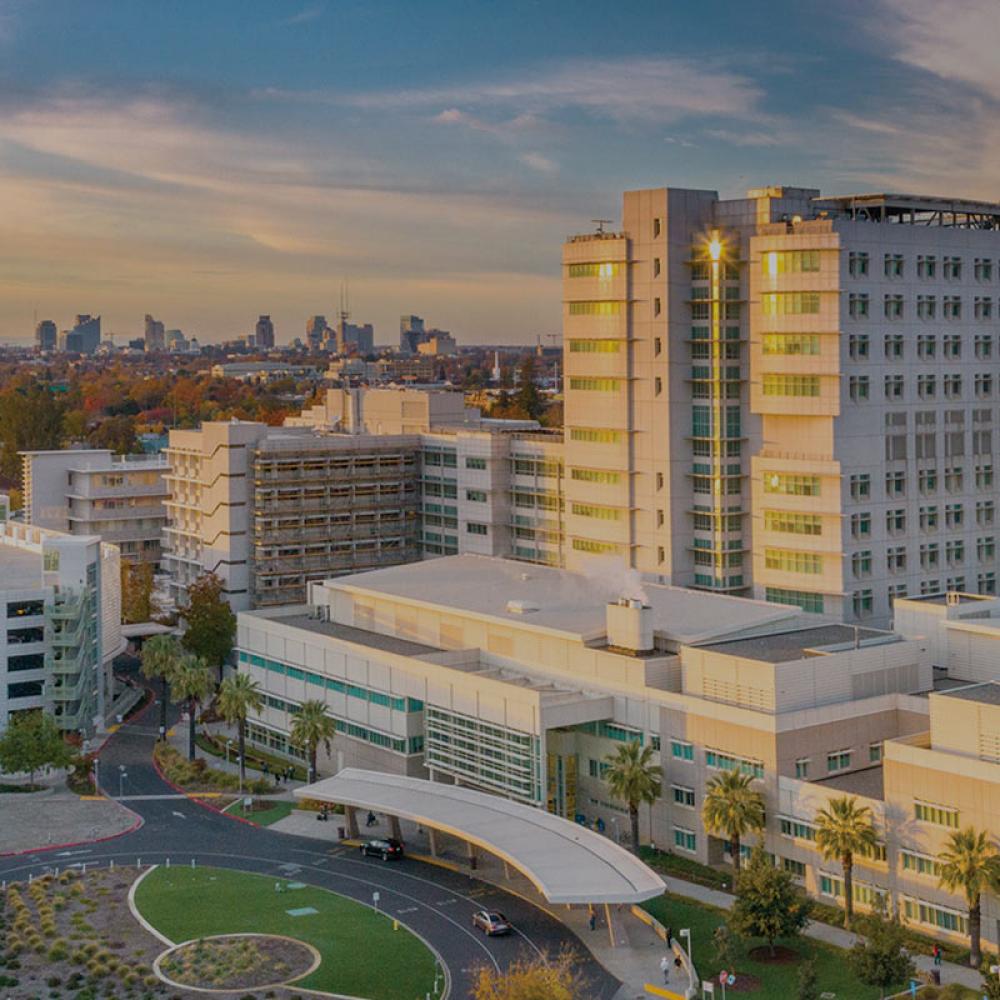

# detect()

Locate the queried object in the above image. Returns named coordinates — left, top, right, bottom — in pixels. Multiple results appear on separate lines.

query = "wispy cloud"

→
left=702, top=127, right=783, bottom=148
left=279, top=3, right=325, bottom=27
left=432, top=108, right=543, bottom=136
left=281, top=56, right=765, bottom=125
left=518, top=152, right=558, bottom=174
left=879, top=0, right=1000, bottom=101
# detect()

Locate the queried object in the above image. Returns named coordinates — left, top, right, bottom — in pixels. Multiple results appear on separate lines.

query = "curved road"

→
left=0, top=705, right=620, bottom=1000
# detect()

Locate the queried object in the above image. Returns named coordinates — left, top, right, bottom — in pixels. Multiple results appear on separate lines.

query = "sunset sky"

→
left=0, top=0, right=996, bottom=346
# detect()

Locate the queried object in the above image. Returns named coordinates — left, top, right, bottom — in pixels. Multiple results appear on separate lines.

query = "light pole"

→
left=92, top=756, right=100, bottom=795
left=226, top=739, right=233, bottom=766
left=679, top=926, right=692, bottom=965
left=118, top=764, right=127, bottom=799
left=611, top=816, right=618, bottom=845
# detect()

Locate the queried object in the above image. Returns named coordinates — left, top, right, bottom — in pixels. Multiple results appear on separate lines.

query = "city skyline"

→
left=0, top=0, right=997, bottom=345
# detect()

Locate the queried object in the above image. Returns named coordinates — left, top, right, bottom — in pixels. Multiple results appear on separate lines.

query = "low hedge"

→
left=153, top=742, right=272, bottom=795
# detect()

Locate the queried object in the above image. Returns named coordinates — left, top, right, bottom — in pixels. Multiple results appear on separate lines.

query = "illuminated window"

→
left=569, top=427, right=623, bottom=444
left=762, top=374, right=821, bottom=397
left=570, top=468, right=621, bottom=485
left=571, top=502, right=621, bottom=520
left=762, top=250, right=821, bottom=276
left=761, top=292, right=821, bottom=316
left=568, top=301, right=623, bottom=316
left=762, top=333, right=820, bottom=356
left=763, top=511, right=821, bottom=536
left=568, top=377, right=621, bottom=392
left=765, top=548, right=823, bottom=574
left=762, top=473, right=820, bottom=497
left=568, top=339, right=621, bottom=353
left=567, top=262, right=621, bottom=278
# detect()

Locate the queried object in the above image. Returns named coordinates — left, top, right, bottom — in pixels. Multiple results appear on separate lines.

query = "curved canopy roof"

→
left=295, top=768, right=665, bottom=905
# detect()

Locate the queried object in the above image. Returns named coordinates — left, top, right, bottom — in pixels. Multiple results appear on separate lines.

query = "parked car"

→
left=359, top=837, right=404, bottom=861
left=472, top=910, right=512, bottom=936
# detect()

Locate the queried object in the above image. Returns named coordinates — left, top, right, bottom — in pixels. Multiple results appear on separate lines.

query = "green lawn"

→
left=644, top=892, right=917, bottom=1000
left=134, top=866, right=438, bottom=999
left=222, top=798, right=296, bottom=826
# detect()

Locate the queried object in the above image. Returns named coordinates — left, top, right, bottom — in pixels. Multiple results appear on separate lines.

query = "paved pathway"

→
left=1, top=790, right=139, bottom=855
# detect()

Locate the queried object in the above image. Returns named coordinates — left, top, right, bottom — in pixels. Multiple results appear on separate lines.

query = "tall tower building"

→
left=255, top=315, right=275, bottom=349
left=563, top=186, right=1000, bottom=624
left=400, top=314, right=425, bottom=354
left=144, top=314, right=166, bottom=351
left=306, top=315, right=327, bottom=352
left=34, top=320, right=56, bottom=352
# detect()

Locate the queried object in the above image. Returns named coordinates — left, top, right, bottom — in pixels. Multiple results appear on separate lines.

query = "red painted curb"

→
left=0, top=810, right=144, bottom=858
left=149, top=746, right=259, bottom=827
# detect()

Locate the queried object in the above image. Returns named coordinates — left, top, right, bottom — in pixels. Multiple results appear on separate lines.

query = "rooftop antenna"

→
left=339, top=279, right=351, bottom=324
left=592, top=219, right=613, bottom=234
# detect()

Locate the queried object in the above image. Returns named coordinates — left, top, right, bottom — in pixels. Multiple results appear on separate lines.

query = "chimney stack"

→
left=606, top=597, right=654, bottom=655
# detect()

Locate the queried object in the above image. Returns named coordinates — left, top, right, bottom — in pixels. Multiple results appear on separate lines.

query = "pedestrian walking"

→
left=263, top=762, right=270, bottom=777
left=660, top=955, right=670, bottom=984
left=589, top=910, right=596, bottom=932
left=666, top=925, right=673, bottom=948
left=933, top=944, right=942, bottom=966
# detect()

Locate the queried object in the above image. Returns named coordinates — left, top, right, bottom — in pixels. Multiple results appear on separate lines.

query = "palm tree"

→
left=170, top=654, right=215, bottom=761
left=938, top=826, right=1000, bottom=968
left=140, top=634, right=183, bottom=740
left=814, top=795, right=877, bottom=929
left=217, top=672, right=263, bottom=788
left=702, top=768, right=765, bottom=873
left=290, top=700, right=336, bottom=783
left=603, top=740, right=662, bottom=854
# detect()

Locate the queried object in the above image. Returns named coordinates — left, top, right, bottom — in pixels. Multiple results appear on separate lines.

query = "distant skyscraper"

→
left=306, top=315, right=327, bottom=352
left=144, top=314, right=166, bottom=351
left=34, top=320, right=57, bottom=352
left=59, top=314, right=101, bottom=354
left=334, top=319, right=375, bottom=355
left=399, top=314, right=426, bottom=354
left=255, top=315, right=275, bottom=349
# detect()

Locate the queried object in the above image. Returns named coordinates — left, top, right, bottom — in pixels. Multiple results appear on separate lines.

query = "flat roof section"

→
left=700, top=624, right=895, bottom=664
left=329, top=554, right=799, bottom=644
left=274, top=615, right=442, bottom=657
left=0, top=544, right=43, bottom=589
left=940, top=681, right=1000, bottom=706
left=813, top=766, right=885, bottom=801
left=901, top=592, right=996, bottom=607
left=296, top=768, right=665, bottom=904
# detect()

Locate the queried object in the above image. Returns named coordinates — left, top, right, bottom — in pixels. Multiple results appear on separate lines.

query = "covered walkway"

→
left=295, top=768, right=664, bottom=905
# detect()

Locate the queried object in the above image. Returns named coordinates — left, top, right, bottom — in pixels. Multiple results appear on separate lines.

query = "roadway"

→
left=0, top=706, right=621, bottom=1000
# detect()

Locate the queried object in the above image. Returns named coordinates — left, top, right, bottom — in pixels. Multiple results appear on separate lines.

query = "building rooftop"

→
left=813, top=765, right=885, bottom=800
left=939, top=681, right=1000, bottom=706
left=700, top=624, right=897, bottom=664
left=269, top=614, right=443, bottom=657
left=814, top=192, right=1000, bottom=227
left=327, top=555, right=801, bottom=645
left=899, top=591, right=995, bottom=607
left=0, top=543, right=43, bottom=589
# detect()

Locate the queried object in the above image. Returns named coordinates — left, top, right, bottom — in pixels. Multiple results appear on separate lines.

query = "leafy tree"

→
left=182, top=573, right=236, bottom=681
left=217, top=672, right=263, bottom=787
left=140, top=634, right=184, bottom=739
left=713, top=922, right=739, bottom=972
left=170, top=654, right=215, bottom=761
left=290, top=699, right=336, bottom=783
left=847, top=905, right=914, bottom=999
left=472, top=952, right=583, bottom=1000
left=701, top=768, right=765, bottom=873
left=602, top=740, right=662, bottom=853
left=0, top=382, right=66, bottom=481
left=0, top=712, right=72, bottom=787
left=814, top=795, right=878, bottom=928
left=121, top=561, right=155, bottom=624
left=88, top=414, right=138, bottom=455
left=938, top=826, right=1000, bottom=968
left=982, top=963, right=1000, bottom=1000
left=796, top=957, right=819, bottom=1000
left=514, top=354, right=544, bottom=420
left=730, top=847, right=812, bottom=957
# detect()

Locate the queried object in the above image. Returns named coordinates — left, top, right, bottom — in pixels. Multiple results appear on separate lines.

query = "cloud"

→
left=432, top=107, right=543, bottom=136
left=518, top=152, right=557, bottom=174
left=332, top=56, right=765, bottom=124
left=702, top=127, right=783, bottom=148
left=880, top=0, right=1000, bottom=101
left=279, top=4, right=325, bottom=27
left=663, top=136, right=697, bottom=149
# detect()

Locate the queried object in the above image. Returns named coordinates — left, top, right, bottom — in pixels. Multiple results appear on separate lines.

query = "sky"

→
left=0, top=0, right=997, bottom=347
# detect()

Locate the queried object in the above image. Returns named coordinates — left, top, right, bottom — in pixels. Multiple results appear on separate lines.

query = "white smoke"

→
left=576, top=556, right=649, bottom=605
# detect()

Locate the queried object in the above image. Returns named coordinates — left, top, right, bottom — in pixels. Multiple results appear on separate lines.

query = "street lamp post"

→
left=92, top=756, right=100, bottom=795
left=118, top=764, right=127, bottom=799
left=679, top=926, right=692, bottom=965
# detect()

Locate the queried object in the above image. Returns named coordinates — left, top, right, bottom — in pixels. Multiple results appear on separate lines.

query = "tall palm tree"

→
left=702, top=768, right=765, bottom=873
left=217, top=672, right=263, bottom=787
left=140, top=634, right=183, bottom=740
left=603, top=740, right=662, bottom=854
left=170, top=654, right=215, bottom=761
left=290, top=699, right=336, bottom=783
left=938, top=826, right=1000, bottom=968
left=814, top=795, right=877, bottom=929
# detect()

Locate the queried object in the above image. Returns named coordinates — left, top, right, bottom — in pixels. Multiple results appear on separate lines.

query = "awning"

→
left=295, top=768, right=665, bottom=905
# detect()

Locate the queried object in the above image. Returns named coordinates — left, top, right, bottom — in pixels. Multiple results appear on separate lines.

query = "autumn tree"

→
left=121, top=561, right=155, bottom=624
left=182, top=572, right=236, bottom=681
left=472, top=952, right=584, bottom=1000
